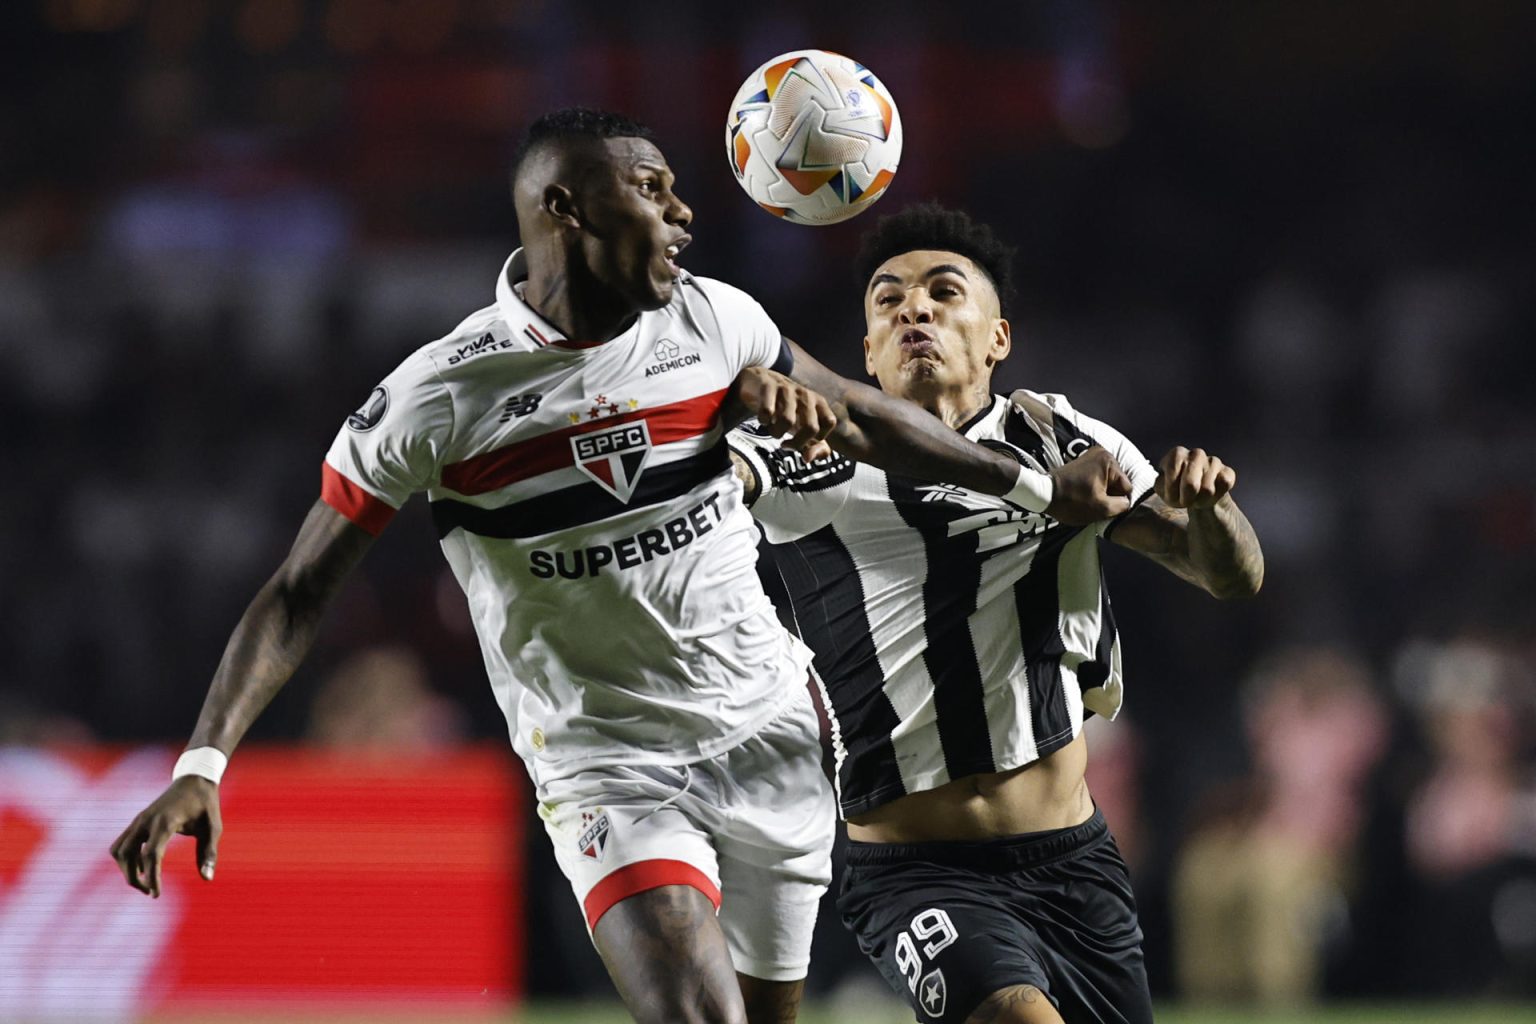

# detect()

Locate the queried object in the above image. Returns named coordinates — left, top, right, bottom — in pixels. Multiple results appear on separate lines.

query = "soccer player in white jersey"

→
left=728, top=204, right=1265, bottom=1024
left=110, top=114, right=1135, bottom=1024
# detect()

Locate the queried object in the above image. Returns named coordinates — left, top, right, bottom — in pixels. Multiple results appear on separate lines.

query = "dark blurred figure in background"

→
left=304, top=645, right=466, bottom=751
left=1172, top=647, right=1388, bottom=1006
left=1397, top=634, right=1536, bottom=996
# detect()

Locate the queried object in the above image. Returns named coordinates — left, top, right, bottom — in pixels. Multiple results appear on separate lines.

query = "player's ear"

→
left=863, top=335, right=877, bottom=378
left=988, top=318, right=1012, bottom=367
left=541, top=184, right=581, bottom=229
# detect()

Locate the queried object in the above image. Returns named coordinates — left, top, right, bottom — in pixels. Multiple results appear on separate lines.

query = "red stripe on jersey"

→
left=583, top=859, right=721, bottom=931
left=805, top=671, right=838, bottom=787
left=441, top=388, right=729, bottom=496
left=321, top=463, right=397, bottom=536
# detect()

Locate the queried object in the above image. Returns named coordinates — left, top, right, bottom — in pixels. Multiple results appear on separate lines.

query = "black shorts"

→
left=836, top=808, right=1152, bottom=1024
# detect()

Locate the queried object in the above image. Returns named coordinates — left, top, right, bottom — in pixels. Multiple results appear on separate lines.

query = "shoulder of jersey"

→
left=414, top=304, right=556, bottom=375
left=677, top=274, right=761, bottom=314
left=1005, top=388, right=1075, bottom=413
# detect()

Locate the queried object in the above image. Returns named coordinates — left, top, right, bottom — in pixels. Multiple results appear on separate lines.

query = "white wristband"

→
left=1003, top=464, right=1054, bottom=513
left=172, top=746, right=228, bottom=785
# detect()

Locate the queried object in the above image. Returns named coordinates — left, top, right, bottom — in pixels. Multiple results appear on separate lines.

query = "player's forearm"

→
left=187, top=500, right=373, bottom=753
left=728, top=449, right=761, bottom=504
left=1186, top=495, right=1264, bottom=599
left=187, top=574, right=331, bottom=753
left=830, top=378, right=1017, bottom=494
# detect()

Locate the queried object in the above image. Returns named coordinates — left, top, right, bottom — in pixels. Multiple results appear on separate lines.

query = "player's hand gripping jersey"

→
left=730, top=392, right=1157, bottom=817
left=323, top=251, right=812, bottom=779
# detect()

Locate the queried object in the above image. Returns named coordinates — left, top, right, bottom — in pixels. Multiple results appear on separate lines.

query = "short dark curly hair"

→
left=855, top=202, right=1018, bottom=317
left=512, top=107, right=656, bottom=176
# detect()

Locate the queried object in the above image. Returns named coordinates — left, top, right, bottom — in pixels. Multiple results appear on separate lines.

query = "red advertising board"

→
left=0, top=746, right=523, bottom=1018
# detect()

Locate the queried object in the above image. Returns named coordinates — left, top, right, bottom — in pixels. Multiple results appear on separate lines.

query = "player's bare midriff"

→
left=845, top=732, right=1093, bottom=843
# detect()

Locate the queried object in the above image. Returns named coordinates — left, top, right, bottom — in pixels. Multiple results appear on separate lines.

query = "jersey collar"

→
left=497, top=248, right=699, bottom=351
left=496, top=248, right=694, bottom=352
left=496, top=249, right=585, bottom=349
left=958, top=394, right=1009, bottom=437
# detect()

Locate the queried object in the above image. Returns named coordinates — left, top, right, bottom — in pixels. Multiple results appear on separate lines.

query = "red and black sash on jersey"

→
left=431, top=443, right=729, bottom=539
left=430, top=388, right=730, bottom=540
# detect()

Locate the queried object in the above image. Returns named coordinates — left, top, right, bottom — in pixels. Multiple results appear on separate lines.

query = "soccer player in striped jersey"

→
left=110, top=115, right=1133, bottom=1024
left=729, top=203, right=1264, bottom=1024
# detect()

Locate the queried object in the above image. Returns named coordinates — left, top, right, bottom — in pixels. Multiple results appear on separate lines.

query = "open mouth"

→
left=663, top=234, right=692, bottom=276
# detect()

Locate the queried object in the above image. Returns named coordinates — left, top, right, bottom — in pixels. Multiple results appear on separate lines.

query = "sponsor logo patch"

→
left=572, top=419, right=652, bottom=503
left=577, top=809, right=611, bottom=861
left=645, top=337, right=702, bottom=378
left=528, top=494, right=724, bottom=579
left=347, top=386, right=389, bottom=432
left=446, top=332, right=513, bottom=365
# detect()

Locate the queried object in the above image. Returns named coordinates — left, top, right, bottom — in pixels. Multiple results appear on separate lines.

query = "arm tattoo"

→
left=1188, top=497, right=1264, bottom=599
left=1111, top=494, right=1263, bottom=599
left=729, top=449, right=760, bottom=504
left=965, top=984, right=1049, bottom=1024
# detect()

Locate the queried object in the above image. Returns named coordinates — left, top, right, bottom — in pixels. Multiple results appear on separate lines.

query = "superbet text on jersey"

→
left=321, top=250, right=813, bottom=780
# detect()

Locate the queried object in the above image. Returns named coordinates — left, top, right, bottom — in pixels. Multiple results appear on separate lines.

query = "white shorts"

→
left=536, top=677, right=837, bottom=981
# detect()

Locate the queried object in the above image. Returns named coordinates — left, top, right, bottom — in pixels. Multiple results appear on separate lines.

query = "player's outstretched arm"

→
left=783, top=339, right=1132, bottom=526
left=1108, top=446, right=1264, bottom=599
left=110, top=499, right=376, bottom=896
left=727, top=365, right=837, bottom=452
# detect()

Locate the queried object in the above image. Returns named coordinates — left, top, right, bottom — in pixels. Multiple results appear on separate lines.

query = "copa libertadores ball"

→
left=726, top=49, right=903, bottom=225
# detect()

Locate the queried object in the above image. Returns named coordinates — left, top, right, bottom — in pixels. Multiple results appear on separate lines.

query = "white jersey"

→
left=730, top=391, right=1157, bottom=816
left=322, top=250, right=813, bottom=781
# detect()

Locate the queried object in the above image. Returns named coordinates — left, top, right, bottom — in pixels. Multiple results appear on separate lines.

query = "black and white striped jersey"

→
left=728, top=391, right=1157, bottom=817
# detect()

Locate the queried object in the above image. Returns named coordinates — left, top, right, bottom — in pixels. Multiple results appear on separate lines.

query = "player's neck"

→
left=522, top=256, right=639, bottom=345
left=917, top=385, right=995, bottom=432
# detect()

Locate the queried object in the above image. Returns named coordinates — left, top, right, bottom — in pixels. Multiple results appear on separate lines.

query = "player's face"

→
left=862, top=250, right=1009, bottom=399
left=574, top=137, right=694, bottom=311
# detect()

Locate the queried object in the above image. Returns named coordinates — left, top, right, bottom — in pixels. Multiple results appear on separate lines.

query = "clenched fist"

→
left=735, top=366, right=838, bottom=455
left=1155, top=446, right=1236, bottom=509
left=1046, top=445, right=1134, bottom=525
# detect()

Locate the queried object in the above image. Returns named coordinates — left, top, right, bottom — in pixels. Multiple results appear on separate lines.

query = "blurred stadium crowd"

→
left=2, top=0, right=1534, bottom=1009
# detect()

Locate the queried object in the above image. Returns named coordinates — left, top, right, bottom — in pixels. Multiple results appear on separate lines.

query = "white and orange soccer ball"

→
left=726, top=49, right=902, bottom=225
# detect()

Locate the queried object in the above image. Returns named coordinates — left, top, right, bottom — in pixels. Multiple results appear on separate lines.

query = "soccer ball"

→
left=726, top=49, right=902, bottom=226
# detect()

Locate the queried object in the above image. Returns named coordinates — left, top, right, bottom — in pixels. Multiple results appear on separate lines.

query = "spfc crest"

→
left=572, top=419, right=652, bottom=502
left=577, top=809, right=612, bottom=861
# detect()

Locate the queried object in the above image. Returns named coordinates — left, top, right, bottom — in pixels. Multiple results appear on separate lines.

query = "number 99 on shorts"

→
left=895, top=907, right=958, bottom=993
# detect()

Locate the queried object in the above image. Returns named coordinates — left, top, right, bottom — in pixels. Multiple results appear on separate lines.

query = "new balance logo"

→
left=499, top=393, right=543, bottom=423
